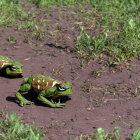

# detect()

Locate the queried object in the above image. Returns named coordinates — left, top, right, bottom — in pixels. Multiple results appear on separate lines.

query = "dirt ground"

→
left=0, top=5, right=140, bottom=140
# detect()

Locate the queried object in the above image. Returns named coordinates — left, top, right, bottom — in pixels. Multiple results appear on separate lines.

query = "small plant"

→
left=0, top=112, right=45, bottom=140
left=75, top=127, right=140, bottom=140
left=75, top=26, right=104, bottom=59
left=132, top=129, right=140, bottom=140
left=75, top=127, right=120, bottom=140
left=91, top=67, right=105, bottom=78
left=8, top=34, right=17, bottom=45
left=81, top=79, right=94, bottom=93
left=135, top=86, right=140, bottom=95
left=32, top=26, right=45, bottom=41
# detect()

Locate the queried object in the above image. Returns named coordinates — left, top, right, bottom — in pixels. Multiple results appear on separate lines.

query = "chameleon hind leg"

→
left=15, top=84, right=33, bottom=107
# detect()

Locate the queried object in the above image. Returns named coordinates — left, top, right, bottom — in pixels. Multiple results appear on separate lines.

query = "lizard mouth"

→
left=9, top=72, right=22, bottom=76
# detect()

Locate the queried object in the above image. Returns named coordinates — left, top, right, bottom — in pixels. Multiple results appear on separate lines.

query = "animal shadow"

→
left=6, top=91, right=37, bottom=106
left=35, top=95, right=71, bottom=108
left=6, top=90, right=71, bottom=108
left=0, top=69, right=23, bottom=79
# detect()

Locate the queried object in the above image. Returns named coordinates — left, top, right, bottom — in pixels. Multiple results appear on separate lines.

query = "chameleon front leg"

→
left=37, top=91, right=65, bottom=108
left=15, top=84, right=33, bottom=106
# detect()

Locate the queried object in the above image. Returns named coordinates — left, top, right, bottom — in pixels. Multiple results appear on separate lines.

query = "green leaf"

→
left=10, top=112, right=16, bottom=121
left=132, top=129, right=140, bottom=140
left=129, top=19, right=135, bottom=29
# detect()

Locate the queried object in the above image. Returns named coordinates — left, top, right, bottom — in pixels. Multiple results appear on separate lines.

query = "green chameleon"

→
left=15, top=74, right=72, bottom=108
left=0, top=55, right=23, bottom=76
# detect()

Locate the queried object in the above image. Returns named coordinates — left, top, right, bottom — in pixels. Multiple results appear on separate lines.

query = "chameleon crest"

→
left=32, top=76, right=59, bottom=92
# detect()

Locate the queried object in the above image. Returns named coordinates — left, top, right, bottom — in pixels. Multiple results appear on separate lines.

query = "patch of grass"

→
left=75, top=0, right=140, bottom=65
left=75, top=127, right=120, bottom=140
left=0, top=111, right=45, bottom=140
left=0, top=0, right=46, bottom=41
left=18, top=13, right=46, bottom=41
left=31, top=0, right=91, bottom=7
left=75, top=127, right=140, bottom=140
left=0, top=0, right=25, bottom=26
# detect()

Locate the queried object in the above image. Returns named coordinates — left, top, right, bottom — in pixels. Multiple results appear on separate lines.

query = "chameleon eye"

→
left=11, top=65, right=17, bottom=71
left=58, top=84, right=66, bottom=91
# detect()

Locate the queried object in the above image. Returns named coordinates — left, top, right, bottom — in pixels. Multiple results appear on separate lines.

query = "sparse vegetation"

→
left=0, top=0, right=46, bottom=41
left=75, top=127, right=140, bottom=140
left=31, top=0, right=91, bottom=7
left=0, top=0, right=24, bottom=26
left=75, top=127, right=120, bottom=140
left=75, top=0, right=140, bottom=65
left=0, top=111, right=139, bottom=140
left=0, top=111, right=45, bottom=140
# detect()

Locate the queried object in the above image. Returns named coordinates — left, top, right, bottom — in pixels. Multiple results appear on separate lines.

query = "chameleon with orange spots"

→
left=15, top=74, right=72, bottom=108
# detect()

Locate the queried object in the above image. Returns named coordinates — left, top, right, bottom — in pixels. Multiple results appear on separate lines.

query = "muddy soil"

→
left=0, top=5, right=140, bottom=140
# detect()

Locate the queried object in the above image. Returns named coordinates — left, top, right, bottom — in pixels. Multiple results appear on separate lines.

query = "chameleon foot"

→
left=51, top=99, right=65, bottom=108
left=19, top=100, right=34, bottom=107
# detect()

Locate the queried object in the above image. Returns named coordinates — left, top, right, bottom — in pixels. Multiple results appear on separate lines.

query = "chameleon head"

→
left=6, top=61, right=23, bottom=76
left=56, top=81, right=72, bottom=96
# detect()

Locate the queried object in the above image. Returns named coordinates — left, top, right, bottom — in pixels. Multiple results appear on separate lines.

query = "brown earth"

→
left=0, top=4, right=140, bottom=140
